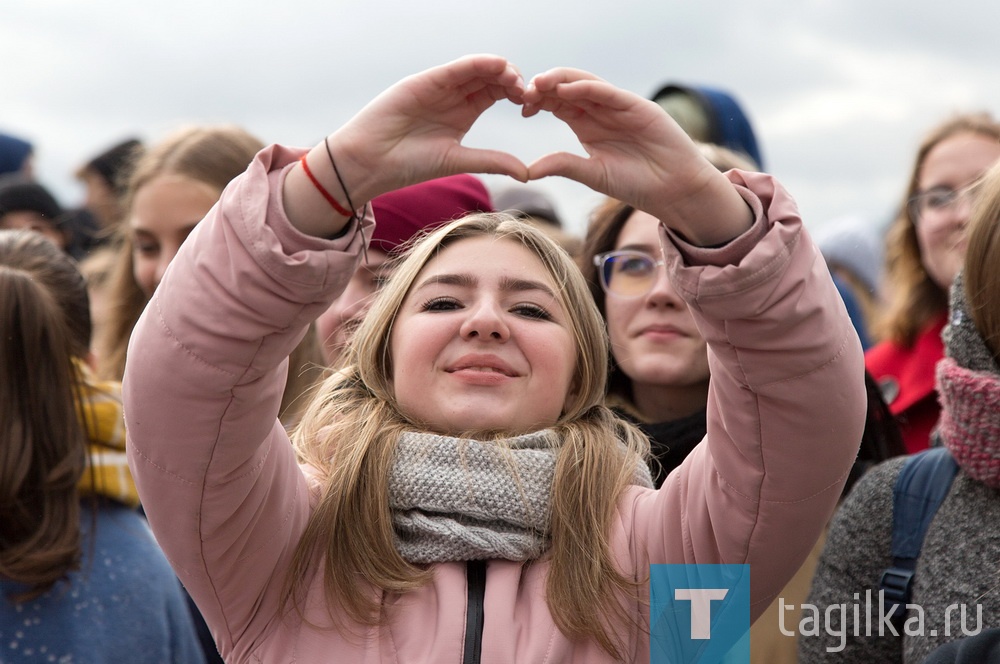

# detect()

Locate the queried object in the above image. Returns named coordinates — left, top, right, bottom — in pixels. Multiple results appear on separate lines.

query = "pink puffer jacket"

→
left=124, top=144, right=866, bottom=663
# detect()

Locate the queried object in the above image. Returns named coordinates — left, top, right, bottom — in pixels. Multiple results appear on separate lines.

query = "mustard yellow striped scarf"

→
left=75, top=361, right=139, bottom=507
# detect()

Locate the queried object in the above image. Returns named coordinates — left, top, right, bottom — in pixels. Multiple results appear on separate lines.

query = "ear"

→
left=84, top=350, right=98, bottom=372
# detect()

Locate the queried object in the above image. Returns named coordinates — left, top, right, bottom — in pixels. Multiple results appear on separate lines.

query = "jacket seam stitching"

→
left=154, top=298, right=239, bottom=378
left=754, top=332, right=852, bottom=391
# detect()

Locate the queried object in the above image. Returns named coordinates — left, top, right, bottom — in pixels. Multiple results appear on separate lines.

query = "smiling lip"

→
left=638, top=324, right=685, bottom=339
left=445, top=355, right=517, bottom=385
left=445, top=354, right=518, bottom=378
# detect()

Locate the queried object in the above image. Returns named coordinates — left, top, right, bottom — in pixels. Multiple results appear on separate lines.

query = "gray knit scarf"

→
left=388, top=429, right=654, bottom=563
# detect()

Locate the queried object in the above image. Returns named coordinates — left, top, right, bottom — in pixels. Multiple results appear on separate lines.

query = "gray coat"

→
left=799, top=456, right=1000, bottom=663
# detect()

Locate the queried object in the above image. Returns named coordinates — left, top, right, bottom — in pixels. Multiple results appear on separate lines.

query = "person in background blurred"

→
left=315, top=174, right=493, bottom=366
left=0, top=178, right=70, bottom=252
left=814, top=214, right=884, bottom=350
left=94, top=124, right=324, bottom=429
left=866, top=112, right=1000, bottom=454
left=63, top=137, right=145, bottom=259
left=75, top=138, right=144, bottom=232
left=0, top=131, right=34, bottom=179
left=0, top=229, right=206, bottom=664
left=577, top=142, right=757, bottom=486
left=801, top=160, right=1000, bottom=664
left=492, top=180, right=582, bottom=256
left=650, top=82, right=765, bottom=170
left=94, top=125, right=265, bottom=379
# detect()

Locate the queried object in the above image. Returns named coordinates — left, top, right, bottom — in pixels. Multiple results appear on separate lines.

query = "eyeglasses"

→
left=593, top=250, right=666, bottom=299
left=908, top=177, right=985, bottom=224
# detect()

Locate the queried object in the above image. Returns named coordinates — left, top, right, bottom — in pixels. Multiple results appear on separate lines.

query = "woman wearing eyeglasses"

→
left=577, top=145, right=753, bottom=487
left=579, top=204, right=708, bottom=488
left=866, top=113, right=1000, bottom=454
left=580, top=147, right=906, bottom=663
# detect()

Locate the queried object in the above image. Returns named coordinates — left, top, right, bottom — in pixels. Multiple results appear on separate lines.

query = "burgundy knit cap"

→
left=371, top=175, right=493, bottom=254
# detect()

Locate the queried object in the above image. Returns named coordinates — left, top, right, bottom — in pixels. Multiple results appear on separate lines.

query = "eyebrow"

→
left=415, top=273, right=556, bottom=298
left=615, top=243, right=660, bottom=254
left=131, top=223, right=201, bottom=236
left=920, top=173, right=989, bottom=193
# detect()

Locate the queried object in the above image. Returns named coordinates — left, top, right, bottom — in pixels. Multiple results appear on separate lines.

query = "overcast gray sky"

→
left=4, top=0, right=999, bottom=238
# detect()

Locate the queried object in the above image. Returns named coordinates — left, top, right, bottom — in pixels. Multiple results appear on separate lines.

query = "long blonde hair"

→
left=96, top=125, right=264, bottom=381
left=287, top=213, right=651, bottom=658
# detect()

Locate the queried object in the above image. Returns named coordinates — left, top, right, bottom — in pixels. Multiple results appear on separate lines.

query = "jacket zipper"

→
left=463, top=560, right=487, bottom=664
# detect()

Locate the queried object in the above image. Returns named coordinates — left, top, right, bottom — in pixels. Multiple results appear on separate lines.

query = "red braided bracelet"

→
left=299, top=153, right=353, bottom=217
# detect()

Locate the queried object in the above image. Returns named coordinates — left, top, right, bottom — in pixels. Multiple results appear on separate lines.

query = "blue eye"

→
left=615, top=256, right=654, bottom=276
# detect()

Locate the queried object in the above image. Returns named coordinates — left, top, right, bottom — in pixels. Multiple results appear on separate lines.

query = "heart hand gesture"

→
left=290, top=55, right=752, bottom=245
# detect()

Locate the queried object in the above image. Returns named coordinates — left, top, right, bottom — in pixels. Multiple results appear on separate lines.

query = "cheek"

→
left=132, top=255, right=155, bottom=295
left=387, top=324, right=426, bottom=395
left=604, top=300, right=636, bottom=353
left=915, top=225, right=952, bottom=272
left=534, top=331, right=579, bottom=392
left=387, top=335, right=434, bottom=423
left=915, top=224, right=936, bottom=254
left=691, top=340, right=711, bottom=378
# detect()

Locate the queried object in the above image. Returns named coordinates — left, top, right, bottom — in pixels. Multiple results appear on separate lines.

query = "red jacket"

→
left=865, top=313, right=947, bottom=454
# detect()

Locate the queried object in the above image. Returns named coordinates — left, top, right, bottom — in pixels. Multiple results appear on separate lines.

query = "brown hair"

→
left=96, top=125, right=264, bottom=381
left=874, top=112, right=1000, bottom=346
left=0, top=230, right=90, bottom=600
left=963, top=161, right=1000, bottom=363
left=285, top=213, right=650, bottom=658
left=576, top=198, right=638, bottom=405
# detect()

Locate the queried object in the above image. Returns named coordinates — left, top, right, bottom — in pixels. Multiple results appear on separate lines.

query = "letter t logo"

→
left=675, top=588, right=729, bottom=639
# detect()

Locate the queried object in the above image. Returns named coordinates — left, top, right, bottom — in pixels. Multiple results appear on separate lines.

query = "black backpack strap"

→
left=879, top=447, right=960, bottom=629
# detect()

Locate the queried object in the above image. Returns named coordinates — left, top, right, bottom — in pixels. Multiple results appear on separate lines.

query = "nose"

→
left=644, top=264, right=683, bottom=309
left=460, top=299, right=510, bottom=341
left=953, top=194, right=975, bottom=227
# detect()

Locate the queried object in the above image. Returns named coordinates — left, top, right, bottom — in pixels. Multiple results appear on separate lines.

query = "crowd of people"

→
left=2, top=54, right=999, bottom=663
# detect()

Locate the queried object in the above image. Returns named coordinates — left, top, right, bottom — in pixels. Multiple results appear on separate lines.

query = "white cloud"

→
left=2, top=0, right=998, bottom=235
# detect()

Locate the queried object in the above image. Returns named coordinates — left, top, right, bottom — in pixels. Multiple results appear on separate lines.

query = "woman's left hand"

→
left=522, top=67, right=752, bottom=245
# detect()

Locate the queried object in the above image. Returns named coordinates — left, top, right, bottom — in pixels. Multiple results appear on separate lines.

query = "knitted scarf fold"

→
left=388, top=429, right=654, bottom=563
left=936, top=359, right=1000, bottom=487
left=936, top=274, right=1000, bottom=489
